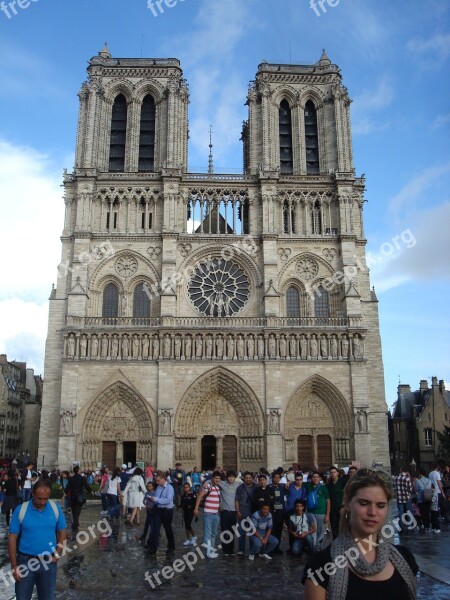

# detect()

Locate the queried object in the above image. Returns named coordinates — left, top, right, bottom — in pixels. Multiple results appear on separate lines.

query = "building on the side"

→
left=38, top=46, right=389, bottom=472
left=390, top=377, right=450, bottom=472
left=23, top=368, right=43, bottom=465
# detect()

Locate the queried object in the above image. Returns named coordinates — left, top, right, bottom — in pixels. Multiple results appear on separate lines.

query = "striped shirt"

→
left=203, top=483, right=221, bottom=514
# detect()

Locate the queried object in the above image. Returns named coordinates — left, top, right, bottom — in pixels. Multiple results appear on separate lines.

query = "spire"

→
left=99, top=42, right=111, bottom=59
left=318, top=49, right=331, bottom=66
left=208, top=125, right=214, bottom=175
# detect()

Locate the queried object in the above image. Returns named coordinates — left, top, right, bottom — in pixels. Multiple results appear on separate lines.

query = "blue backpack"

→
left=306, top=485, right=322, bottom=511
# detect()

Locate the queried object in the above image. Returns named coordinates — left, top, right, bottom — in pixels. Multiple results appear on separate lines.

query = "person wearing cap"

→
left=118, top=464, right=131, bottom=518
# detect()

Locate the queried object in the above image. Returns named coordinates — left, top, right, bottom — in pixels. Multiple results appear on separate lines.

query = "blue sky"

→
left=0, top=0, right=449, bottom=408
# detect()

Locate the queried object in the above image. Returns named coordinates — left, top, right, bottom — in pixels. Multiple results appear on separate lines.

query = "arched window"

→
left=109, top=94, right=127, bottom=172
left=133, top=283, right=151, bottom=319
left=286, top=287, right=300, bottom=318
left=304, top=100, right=319, bottom=174
left=138, top=95, right=156, bottom=172
left=314, top=286, right=329, bottom=318
left=279, top=100, right=293, bottom=174
left=102, top=283, right=119, bottom=318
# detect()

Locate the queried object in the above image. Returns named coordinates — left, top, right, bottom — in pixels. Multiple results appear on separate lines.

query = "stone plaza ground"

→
left=0, top=502, right=449, bottom=599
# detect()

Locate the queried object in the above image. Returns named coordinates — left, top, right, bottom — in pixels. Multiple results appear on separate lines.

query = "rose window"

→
left=188, top=259, right=250, bottom=317
left=296, top=258, right=319, bottom=281
left=115, top=255, right=138, bottom=278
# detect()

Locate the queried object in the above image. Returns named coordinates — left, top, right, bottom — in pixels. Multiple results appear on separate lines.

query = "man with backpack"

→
left=304, top=471, right=330, bottom=550
left=8, top=478, right=67, bottom=600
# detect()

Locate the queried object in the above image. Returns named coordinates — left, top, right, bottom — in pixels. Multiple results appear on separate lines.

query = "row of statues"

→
left=65, top=331, right=365, bottom=361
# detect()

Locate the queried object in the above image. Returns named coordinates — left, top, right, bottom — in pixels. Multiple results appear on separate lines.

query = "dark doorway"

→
left=102, top=441, right=116, bottom=467
left=223, top=435, right=237, bottom=472
left=317, top=435, right=332, bottom=472
left=297, top=435, right=314, bottom=471
left=123, top=442, right=137, bottom=467
left=201, top=436, right=217, bottom=471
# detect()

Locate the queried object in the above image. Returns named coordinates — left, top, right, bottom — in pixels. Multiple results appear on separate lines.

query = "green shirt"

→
left=327, top=479, right=345, bottom=512
left=305, top=482, right=329, bottom=515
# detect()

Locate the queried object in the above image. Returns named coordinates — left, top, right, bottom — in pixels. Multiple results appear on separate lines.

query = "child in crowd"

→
left=181, top=482, right=197, bottom=546
left=140, top=481, right=155, bottom=544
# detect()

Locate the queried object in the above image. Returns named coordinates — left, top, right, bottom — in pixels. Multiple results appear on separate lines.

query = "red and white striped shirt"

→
left=203, top=483, right=221, bottom=514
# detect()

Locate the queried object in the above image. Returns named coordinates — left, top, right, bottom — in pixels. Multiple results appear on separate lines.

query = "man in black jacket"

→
left=65, top=466, right=93, bottom=531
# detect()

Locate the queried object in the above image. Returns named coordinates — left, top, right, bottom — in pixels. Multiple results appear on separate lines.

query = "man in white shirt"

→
left=21, top=462, right=33, bottom=502
left=429, top=464, right=445, bottom=518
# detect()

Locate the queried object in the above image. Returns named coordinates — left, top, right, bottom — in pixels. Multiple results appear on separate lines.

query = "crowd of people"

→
left=1, top=460, right=449, bottom=599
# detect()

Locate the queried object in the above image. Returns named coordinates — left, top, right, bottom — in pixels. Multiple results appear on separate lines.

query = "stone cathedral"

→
left=38, top=46, right=390, bottom=472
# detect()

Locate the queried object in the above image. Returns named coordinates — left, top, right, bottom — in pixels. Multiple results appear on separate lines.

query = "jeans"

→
left=418, top=501, right=431, bottom=529
left=15, top=553, right=57, bottom=600
left=396, top=502, right=408, bottom=530
left=100, top=493, right=108, bottom=511
left=142, top=509, right=153, bottom=542
left=70, top=500, right=83, bottom=529
left=237, top=516, right=252, bottom=553
left=271, top=512, right=284, bottom=550
left=203, top=512, right=220, bottom=552
left=291, top=535, right=315, bottom=556
left=312, top=513, right=324, bottom=549
left=249, top=533, right=278, bottom=556
left=23, top=489, right=32, bottom=503
left=220, top=510, right=237, bottom=554
left=147, top=508, right=175, bottom=552
left=107, top=494, right=121, bottom=519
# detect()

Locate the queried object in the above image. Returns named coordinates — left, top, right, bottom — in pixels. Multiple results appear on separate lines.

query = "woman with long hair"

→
left=123, top=467, right=146, bottom=525
left=303, top=468, right=418, bottom=599
left=106, top=467, right=122, bottom=521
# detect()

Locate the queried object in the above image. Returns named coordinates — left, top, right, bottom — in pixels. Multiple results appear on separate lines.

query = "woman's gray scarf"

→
left=328, top=530, right=416, bottom=599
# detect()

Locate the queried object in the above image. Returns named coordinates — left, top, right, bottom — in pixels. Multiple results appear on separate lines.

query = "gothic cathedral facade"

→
left=38, top=47, right=389, bottom=472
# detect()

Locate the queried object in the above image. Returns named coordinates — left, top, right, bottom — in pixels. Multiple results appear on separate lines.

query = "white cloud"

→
left=351, top=76, right=394, bottom=135
left=0, top=139, right=64, bottom=373
left=433, top=113, right=450, bottom=128
left=408, top=33, right=450, bottom=64
left=388, top=162, right=450, bottom=216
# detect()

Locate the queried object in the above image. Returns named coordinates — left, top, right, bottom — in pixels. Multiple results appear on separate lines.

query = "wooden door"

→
left=102, top=441, right=117, bottom=467
left=297, top=435, right=314, bottom=470
left=317, top=435, right=332, bottom=471
left=223, top=435, right=237, bottom=471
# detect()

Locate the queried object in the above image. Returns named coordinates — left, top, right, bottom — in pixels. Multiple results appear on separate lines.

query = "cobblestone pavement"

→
left=0, top=503, right=449, bottom=599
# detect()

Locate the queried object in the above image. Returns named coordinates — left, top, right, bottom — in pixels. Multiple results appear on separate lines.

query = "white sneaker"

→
left=248, top=554, right=255, bottom=561
left=191, top=536, right=197, bottom=545
left=434, top=529, right=441, bottom=533
left=206, top=551, right=218, bottom=559
left=183, top=539, right=192, bottom=546
left=237, top=551, right=244, bottom=556
left=259, top=553, right=272, bottom=560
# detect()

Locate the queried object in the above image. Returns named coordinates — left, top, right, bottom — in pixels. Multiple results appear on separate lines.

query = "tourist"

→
left=171, top=462, right=187, bottom=509
left=303, top=468, right=418, bottom=599
left=60, top=470, right=71, bottom=513
left=139, top=481, right=155, bottom=544
left=145, top=462, right=155, bottom=484
left=105, top=467, right=122, bottom=521
left=428, top=464, right=445, bottom=521
left=180, top=482, right=197, bottom=546
left=98, top=466, right=110, bottom=516
left=288, top=499, right=316, bottom=557
left=123, top=467, right=146, bottom=526
left=304, top=471, right=330, bottom=550
left=190, top=466, right=202, bottom=492
left=1, top=469, right=18, bottom=528
left=118, top=464, right=131, bottom=517
left=20, top=462, right=33, bottom=503
left=235, top=471, right=257, bottom=556
left=146, top=471, right=176, bottom=555
left=415, top=467, right=432, bottom=532
left=269, top=470, right=286, bottom=554
left=194, top=470, right=222, bottom=559
left=393, top=466, right=414, bottom=532
left=248, top=503, right=278, bottom=560
left=65, top=465, right=94, bottom=531
left=8, top=479, right=67, bottom=600
left=326, top=466, right=345, bottom=538
left=430, top=484, right=441, bottom=533
left=253, top=473, right=275, bottom=511
left=218, top=470, right=240, bottom=555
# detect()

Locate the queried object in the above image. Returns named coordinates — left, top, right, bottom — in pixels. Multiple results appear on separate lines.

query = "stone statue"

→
left=216, top=336, right=224, bottom=359
left=111, top=336, right=119, bottom=359
left=320, top=336, right=328, bottom=358
left=132, top=334, right=140, bottom=358
left=142, top=335, right=149, bottom=359
left=247, top=335, right=254, bottom=359
left=268, top=410, right=280, bottom=433
left=300, top=335, right=307, bottom=358
left=310, top=335, right=318, bottom=358
left=67, top=334, right=76, bottom=358
left=341, top=336, right=349, bottom=358
left=121, top=295, right=127, bottom=316
left=356, top=410, right=368, bottom=433
left=279, top=336, right=286, bottom=358
left=330, top=336, right=338, bottom=358
left=268, top=335, right=276, bottom=359
left=61, top=411, right=73, bottom=435
left=185, top=336, right=192, bottom=359
left=153, top=336, right=160, bottom=360
left=79, top=336, right=87, bottom=358
left=163, top=335, right=171, bottom=359
left=90, top=335, right=99, bottom=358
left=236, top=336, right=244, bottom=360
left=257, top=336, right=265, bottom=358
left=353, top=335, right=362, bottom=359
left=160, top=410, right=171, bottom=434
left=227, top=336, right=234, bottom=359
left=206, top=336, right=213, bottom=358
left=195, top=335, right=203, bottom=359
left=289, top=336, right=297, bottom=358
left=174, top=336, right=182, bottom=359
left=101, top=335, right=109, bottom=358
left=122, top=335, right=129, bottom=358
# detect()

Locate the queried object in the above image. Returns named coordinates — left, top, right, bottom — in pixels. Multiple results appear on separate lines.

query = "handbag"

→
left=306, top=485, right=321, bottom=511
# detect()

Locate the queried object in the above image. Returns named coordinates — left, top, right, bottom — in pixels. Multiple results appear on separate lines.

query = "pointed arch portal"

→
left=174, top=367, right=265, bottom=471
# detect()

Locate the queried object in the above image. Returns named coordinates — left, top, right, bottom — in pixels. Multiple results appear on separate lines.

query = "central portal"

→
left=201, top=435, right=217, bottom=470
